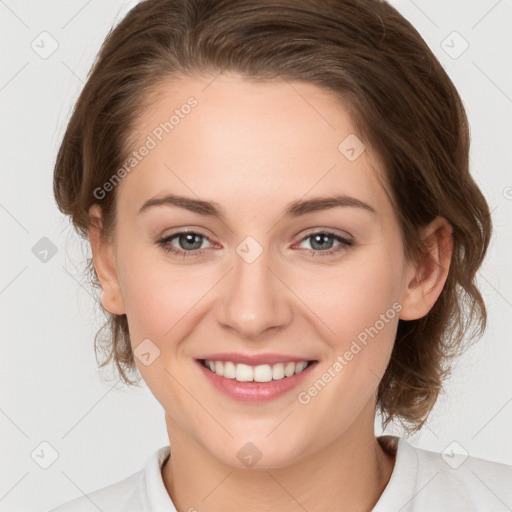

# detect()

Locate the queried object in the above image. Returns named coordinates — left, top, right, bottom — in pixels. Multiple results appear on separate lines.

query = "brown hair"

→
left=53, top=0, right=492, bottom=434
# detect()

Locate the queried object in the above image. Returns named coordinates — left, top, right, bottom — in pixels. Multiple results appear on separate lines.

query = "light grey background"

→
left=1, top=1, right=511, bottom=510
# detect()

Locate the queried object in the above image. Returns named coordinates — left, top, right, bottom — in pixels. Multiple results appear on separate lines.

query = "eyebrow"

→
left=138, top=193, right=377, bottom=218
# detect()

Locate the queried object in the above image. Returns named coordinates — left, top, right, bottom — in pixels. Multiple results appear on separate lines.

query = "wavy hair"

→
left=53, top=0, right=492, bottom=434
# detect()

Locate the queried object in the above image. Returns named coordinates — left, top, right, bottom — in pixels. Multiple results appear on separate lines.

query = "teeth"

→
left=236, top=363, right=254, bottom=382
left=203, top=359, right=311, bottom=382
left=295, top=361, right=308, bottom=374
left=214, top=360, right=224, bottom=377
left=224, top=361, right=236, bottom=379
left=272, top=363, right=285, bottom=380
left=284, top=362, right=296, bottom=377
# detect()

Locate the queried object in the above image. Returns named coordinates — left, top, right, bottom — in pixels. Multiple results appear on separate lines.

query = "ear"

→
left=399, top=216, right=453, bottom=321
left=88, top=204, right=126, bottom=315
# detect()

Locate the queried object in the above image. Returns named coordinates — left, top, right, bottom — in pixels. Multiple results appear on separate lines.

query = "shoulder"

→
left=414, top=441, right=512, bottom=507
left=48, top=446, right=172, bottom=512
left=47, top=471, right=142, bottom=512
left=375, top=436, right=512, bottom=511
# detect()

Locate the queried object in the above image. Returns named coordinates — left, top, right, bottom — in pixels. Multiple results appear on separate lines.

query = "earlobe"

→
left=88, top=204, right=126, bottom=316
left=399, top=216, right=453, bottom=321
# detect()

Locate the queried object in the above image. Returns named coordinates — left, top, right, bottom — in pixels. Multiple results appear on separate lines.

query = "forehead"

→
left=118, top=73, right=391, bottom=220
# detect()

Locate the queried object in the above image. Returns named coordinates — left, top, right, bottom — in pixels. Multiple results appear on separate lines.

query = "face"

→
left=92, top=73, right=435, bottom=469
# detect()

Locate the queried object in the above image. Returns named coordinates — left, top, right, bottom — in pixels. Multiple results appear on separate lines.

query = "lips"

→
left=196, top=352, right=317, bottom=366
left=194, top=352, right=319, bottom=402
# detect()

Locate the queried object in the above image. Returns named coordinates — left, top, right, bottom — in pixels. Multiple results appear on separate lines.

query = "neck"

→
left=161, top=405, right=396, bottom=512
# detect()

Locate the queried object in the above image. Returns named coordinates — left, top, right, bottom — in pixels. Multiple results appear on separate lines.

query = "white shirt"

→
left=48, top=435, right=512, bottom=511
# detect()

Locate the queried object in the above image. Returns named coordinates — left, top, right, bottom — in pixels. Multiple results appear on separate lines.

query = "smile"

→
left=196, top=358, right=318, bottom=403
left=201, top=359, right=313, bottom=382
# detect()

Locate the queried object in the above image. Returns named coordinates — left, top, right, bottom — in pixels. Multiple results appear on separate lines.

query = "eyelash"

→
left=156, top=230, right=354, bottom=259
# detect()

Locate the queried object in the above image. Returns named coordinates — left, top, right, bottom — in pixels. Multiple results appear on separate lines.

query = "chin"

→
left=206, top=436, right=309, bottom=471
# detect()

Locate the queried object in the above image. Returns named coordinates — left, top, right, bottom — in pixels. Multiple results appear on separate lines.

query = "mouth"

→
left=199, top=358, right=316, bottom=381
left=195, top=358, right=318, bottom=402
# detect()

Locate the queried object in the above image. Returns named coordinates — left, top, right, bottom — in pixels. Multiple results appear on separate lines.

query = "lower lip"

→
left=196, top=360, right=317, bottom=403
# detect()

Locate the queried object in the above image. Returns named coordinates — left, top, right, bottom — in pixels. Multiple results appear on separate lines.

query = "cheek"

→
left=120, top=268, right=172, bottom=340
left=298, top=254, right=401, bottom=378
left=309, top=255, right=400, bottom=332
left=115, top=239, right=203, bottom=338
left=117, top=253, right=222, bottom=373
left=291, top=260, right=401, bottom=429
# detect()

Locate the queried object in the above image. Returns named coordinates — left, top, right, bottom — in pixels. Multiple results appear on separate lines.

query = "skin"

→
left=89, top=73, right=453, bottom=512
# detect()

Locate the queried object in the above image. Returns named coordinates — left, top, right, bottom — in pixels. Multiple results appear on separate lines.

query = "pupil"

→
left=180, top=233, right=202, bottom=250
left=311, top=234, right=333, bottom=251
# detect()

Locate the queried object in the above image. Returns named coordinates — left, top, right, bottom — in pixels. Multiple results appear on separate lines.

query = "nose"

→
left=215, top=244, right=293, bottom=339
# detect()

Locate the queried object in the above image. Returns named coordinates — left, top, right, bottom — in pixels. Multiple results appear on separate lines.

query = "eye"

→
left=156, top=230, right=213, bottom=258
left=156, top=229, right=354, bottom=259
left=294, top=231, right=354, bottom=257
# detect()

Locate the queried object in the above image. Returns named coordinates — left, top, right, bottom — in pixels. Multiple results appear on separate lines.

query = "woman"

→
left=50, top=0, right=511, bottom=510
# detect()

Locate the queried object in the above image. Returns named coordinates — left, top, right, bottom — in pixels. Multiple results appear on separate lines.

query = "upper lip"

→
left=197, top=352, right=317, bottom=366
